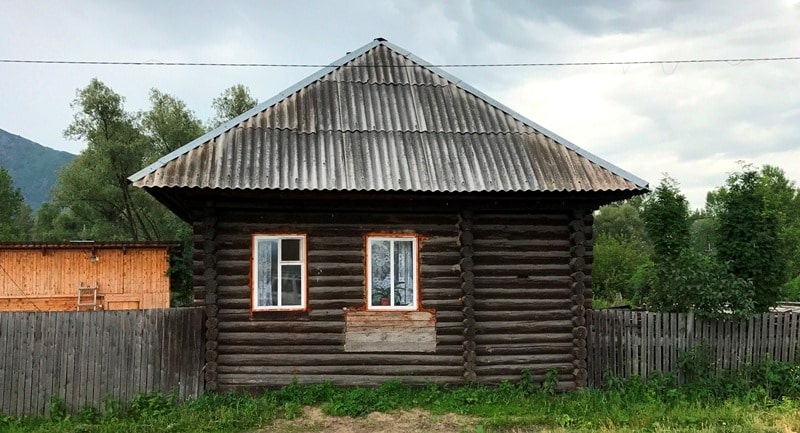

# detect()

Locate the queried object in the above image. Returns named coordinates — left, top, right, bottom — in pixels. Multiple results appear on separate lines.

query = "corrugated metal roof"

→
left=130, top=39, right=647, bottom=194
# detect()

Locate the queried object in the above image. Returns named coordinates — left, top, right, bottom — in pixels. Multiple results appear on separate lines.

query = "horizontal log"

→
left=217, top=343, right=465, bottom=355
left=472, top=264, right=570, bottom=275
left=474, top=364, right=574, bottom=375
left=219, top=321, right=345, bottom=332
left=475, top=343, right=573, bottom=356
left=475, top=354, right=573, bottom=366
left=473, top=299, right=573, bottom=311
left=218, top=373, right=463, bottom=388
left=473, top=310, right=573, bottom=322
left=475, top=320, right=574, bottom=333
left=218, top=364, right=463, bottom=376
left=471, top=288, right=573, bottom=299
left=217, top=353, right=463, bottom=366
left=475, top=333, right=574, bottom=345
left=217, top=332, right=343, bottom=346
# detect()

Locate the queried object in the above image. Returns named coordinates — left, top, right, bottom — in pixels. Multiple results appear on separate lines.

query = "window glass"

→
left=253, top=235, right=306, bottom=310
left=393, top=240, right=413, bottom=306
left=370, top=240, right=391, bottom=306
left=256, top=238, right=279, bottom=308
left=281, top=238, right=301, bottom=261
left=368, top=237, right=417, bottom=309
left=280, top=264, right=302, bottom=306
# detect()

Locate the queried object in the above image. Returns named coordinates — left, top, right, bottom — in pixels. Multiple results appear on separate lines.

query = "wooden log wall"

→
left=472, top=213, right=577, bottom=390
left=195, top=209, right=465, bottom=390
left=568, top=210, right=592, bottom=387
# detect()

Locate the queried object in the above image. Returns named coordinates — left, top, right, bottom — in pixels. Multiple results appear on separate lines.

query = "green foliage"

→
left=592, top=233, right=652, bottom=301
left=716, top=167, right=789, bottom=311
left=0, top=166, right=33, bottom=240
left=592, top=198, right=652, bottom=304
left=7, top=369, right=800, bottom=432
left=141, top=89, right=205, bottom=157
left=210, top=84, right=258, bottom=128
left=48, top=396, right=68, bottom=421
left=56, top=78, right=161, bottom=241
left=677, top=343, right=716, bottom=382
left=641, top=177, right=691, bottom=260
left=784, top=274, right=800, bottom=301
left=593, top=197, right=647, bottom=241
left=641, top=177, right=754, bottom=318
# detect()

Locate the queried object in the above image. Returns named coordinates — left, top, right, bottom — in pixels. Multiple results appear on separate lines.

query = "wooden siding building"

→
left=130, top=39, right=648, bottom=391
left=0, top=242, right=173, bottom=311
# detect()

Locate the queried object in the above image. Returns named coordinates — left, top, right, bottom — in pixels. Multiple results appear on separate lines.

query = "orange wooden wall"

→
left=0, top=245, right=171, bottom=311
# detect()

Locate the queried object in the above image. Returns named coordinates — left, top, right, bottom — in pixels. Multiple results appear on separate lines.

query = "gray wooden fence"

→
left=0, top=308, right=204, bottom=417
left=586, top=309, right=800, bottom=386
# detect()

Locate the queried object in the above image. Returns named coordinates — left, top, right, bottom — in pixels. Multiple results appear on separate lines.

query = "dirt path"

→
left=259, top=406, right=481, bottom=433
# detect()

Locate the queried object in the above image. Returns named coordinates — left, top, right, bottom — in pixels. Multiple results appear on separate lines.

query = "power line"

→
left=1, top=56, right=799, bottom=68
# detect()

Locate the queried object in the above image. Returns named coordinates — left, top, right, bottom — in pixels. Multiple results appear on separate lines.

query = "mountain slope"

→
left=0, top=128, right=75, bottom=210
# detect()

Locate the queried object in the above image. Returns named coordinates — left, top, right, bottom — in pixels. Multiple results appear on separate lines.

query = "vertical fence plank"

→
left=583, top=310, right=800, bottom=386
left=641, top=311, right=650, bottom=380
left=0, top=308, right=204, bottom=417
left=792, top=313, right=800, bottom=362
left=0, top=313, right=8, bottom=415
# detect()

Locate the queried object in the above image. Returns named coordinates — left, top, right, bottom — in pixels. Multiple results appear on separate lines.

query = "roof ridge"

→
left=129, top=38, right=648, bottom=193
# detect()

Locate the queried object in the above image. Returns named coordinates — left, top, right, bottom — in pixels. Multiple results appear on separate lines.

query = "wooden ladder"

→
left=77, top=283, right=99, bottom=311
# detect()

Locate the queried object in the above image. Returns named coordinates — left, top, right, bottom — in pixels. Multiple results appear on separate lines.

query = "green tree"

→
left=715, top=167, right=789, bottom=311
left=592, top=198, right=652, bottom=303
left=141, top=89, right=205, bottom=157
left=0, top=166, right=33, bottom=240
left=209, top=84, right=258, bottom=128
left=593, top=196, right=647, bottom=240
left=57, top=78, right=161, bottom=240
left=641, top=177, right=752, bottom=318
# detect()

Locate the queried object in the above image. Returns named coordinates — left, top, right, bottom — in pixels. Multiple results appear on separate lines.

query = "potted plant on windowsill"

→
left=373, top=286, right=391, bottom=306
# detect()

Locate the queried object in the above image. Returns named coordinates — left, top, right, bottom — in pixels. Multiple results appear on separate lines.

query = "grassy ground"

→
left=3, top=364, right=800, bottom=433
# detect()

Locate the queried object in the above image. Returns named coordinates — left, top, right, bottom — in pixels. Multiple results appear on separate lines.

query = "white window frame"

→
left=366, top=235, right=419, bottom=311
left=251, top=234, right=307, bottom=311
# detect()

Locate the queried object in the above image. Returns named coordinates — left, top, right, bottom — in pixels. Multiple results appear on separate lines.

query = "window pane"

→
left=281, top=264, right=302, bottom=306
left=281, top=238, right=301, bottom=261
left=393, top=240, right=414, bottom=306
left=370, top=240, right=391, bottom=306
left=256, top=239, right=279, bottom=307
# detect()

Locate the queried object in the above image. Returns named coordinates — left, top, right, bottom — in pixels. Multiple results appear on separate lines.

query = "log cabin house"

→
left=0, top=241, right=173, bottom=311
left=129, top=39, right=648, bottom=391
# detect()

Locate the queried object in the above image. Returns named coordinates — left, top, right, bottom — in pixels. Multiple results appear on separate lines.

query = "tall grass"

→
left=3, top=359, right=800, bottom=432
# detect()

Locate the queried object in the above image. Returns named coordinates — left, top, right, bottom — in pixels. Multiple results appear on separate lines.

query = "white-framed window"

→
left=367, top=236, right=418, bottom=310
left=251, top=235, right=306, bottom=311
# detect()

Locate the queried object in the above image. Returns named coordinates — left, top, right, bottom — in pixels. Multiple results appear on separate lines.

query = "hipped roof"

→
left=129, top=38, right=647, bottom=194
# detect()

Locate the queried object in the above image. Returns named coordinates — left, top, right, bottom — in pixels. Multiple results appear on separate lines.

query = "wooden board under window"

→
left=343, top=310, right=436, bottom=352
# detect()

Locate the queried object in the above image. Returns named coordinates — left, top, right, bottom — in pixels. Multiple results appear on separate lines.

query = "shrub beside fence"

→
left=586, top=309, right=800, bottom=386
left=0, top=308, right=204, bottom=417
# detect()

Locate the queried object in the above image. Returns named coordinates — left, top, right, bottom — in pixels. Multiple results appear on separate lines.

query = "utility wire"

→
left=1, top=56, right=799, bottom=68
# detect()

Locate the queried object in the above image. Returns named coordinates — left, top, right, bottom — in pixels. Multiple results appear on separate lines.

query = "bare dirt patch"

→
left=259, top=406, right=480, bottom=433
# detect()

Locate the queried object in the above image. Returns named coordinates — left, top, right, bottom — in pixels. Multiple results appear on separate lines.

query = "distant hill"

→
left=0, top=128, right=75, bottom=210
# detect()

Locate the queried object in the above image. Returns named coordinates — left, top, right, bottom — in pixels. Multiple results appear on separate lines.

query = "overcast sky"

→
left=1, top=0, right=799, bottom=208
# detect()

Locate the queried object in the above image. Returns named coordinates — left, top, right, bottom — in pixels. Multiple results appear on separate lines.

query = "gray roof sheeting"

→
left=130, top=39, right=647, bottom=194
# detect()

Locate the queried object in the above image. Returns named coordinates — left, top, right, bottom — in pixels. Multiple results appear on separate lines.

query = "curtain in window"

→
left=257, top=239, right=278, bottom=307
left=371, top=240, right=391, bottom=305
left=394, top=240, right=414, bottom=306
